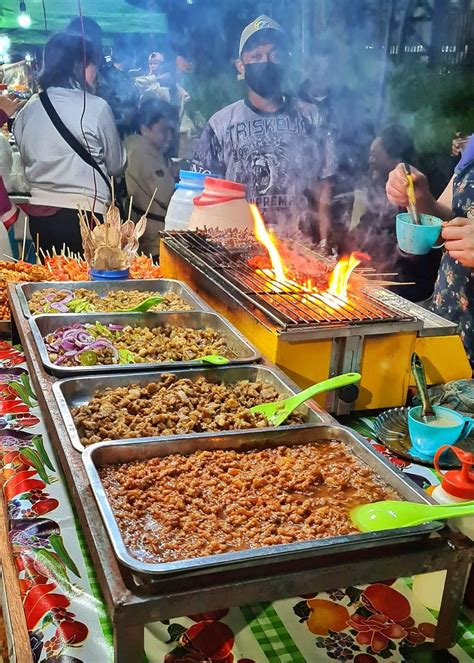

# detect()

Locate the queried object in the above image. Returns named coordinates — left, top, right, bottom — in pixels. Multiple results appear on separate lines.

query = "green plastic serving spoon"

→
left=120, top=295, right=165, bottom=313
left=196, top=355, right=230, bottom=366
left=350, top=500, right=474, bottom=532
left=249, top=372, right=361, bottom=427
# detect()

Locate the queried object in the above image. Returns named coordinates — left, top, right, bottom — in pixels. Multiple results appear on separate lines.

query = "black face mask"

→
left=244, top=62, right=284, bottom=99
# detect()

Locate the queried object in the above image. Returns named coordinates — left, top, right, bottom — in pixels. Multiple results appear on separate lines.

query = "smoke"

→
left=37, top=1, right=457, bottom=298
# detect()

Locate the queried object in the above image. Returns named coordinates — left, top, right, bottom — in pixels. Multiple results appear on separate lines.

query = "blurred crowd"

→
left=0, top=14, right=472, bottom=352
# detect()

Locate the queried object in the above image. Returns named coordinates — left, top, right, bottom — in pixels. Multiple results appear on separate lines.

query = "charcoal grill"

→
left=160, top=232, right=472, bottom=414
left=163, top=231, right=418, bottom=335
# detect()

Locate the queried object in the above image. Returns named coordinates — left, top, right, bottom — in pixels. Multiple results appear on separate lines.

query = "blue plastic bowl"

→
left=90, top=268, right=130, bottom=281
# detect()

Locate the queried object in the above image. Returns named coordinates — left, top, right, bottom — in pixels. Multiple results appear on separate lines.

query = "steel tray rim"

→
left=29, top=310, right=261, bottom=377
left=52, top=364, right=330, bottom=453
left=16, top=278, right=211, bottom=319
left=82, top=424, right=442, bottom=578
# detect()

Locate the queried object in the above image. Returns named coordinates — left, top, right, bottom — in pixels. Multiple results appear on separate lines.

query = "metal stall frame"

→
left=7, top=284, right=473, bottom=663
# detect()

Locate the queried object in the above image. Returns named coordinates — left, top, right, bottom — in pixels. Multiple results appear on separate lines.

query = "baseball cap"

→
left=239, top=15, right=285, bottom=57
left=149, top=52, right=164, bottom=63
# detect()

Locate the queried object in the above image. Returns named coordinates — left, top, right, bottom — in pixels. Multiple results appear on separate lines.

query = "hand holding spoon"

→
left=402, top=163, right=420, bottom=225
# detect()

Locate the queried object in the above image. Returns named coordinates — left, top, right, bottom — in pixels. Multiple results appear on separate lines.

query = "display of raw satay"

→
left=0, top=260, right=53, bottom=321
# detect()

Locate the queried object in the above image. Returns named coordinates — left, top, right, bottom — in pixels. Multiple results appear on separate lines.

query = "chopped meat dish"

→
left=99, top=440, right=399, bottom=563
left=46, top=322, right=234, bottom=367
left=28, top=288, right=191, bottom=314
left=72, top=373, right=305, bottom=446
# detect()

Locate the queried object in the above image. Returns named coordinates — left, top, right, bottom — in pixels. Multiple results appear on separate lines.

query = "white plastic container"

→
left=164, top=170, right=206, bottom=232
left=189, top=177, right=254, bottom=231
left=412, top=444, right=474, bottom=610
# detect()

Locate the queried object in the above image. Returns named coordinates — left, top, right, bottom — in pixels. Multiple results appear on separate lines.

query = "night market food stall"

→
left=1, top=0, right=473, bottom=659
left=0, top=205, right=472, bottom=662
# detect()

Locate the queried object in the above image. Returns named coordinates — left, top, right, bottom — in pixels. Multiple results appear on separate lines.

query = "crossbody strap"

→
left=39, top=90, right=112, bottom=197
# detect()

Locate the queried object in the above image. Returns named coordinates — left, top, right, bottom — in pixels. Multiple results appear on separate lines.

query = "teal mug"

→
left=396, top=213, right=444, bottom=255
left=408, top=405, right=474, bottom=460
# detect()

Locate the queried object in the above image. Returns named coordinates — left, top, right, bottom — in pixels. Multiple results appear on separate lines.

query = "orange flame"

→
left=328, top=252, right=368, bottom=300
left=250, top=204, right=369, bottom=307
left=250, top=204, right=286, bottom=283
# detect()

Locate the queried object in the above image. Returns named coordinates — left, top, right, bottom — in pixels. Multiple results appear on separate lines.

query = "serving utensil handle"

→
left=284, top=373, right=362, bottom=411
left=411, top=353, right=435, bottom=418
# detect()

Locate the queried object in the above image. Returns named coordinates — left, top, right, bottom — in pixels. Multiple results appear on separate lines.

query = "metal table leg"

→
left=114, top=622, right=144, bottom=663
left=434, top=555, right=470, bottom=649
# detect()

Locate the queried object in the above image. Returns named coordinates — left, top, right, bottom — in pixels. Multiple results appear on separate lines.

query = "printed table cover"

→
left=0, top=340, right=472, bottom=663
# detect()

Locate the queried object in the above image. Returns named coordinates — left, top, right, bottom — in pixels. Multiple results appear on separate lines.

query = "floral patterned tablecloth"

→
left=0, top=340, right=472, bottom=663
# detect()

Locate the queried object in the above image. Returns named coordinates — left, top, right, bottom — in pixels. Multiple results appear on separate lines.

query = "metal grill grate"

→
left=163, top=231, right=413, bottom=331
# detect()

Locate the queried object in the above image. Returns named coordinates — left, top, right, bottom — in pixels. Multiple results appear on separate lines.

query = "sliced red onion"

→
left=46, top=321, right=120, bottom=366
left=60, top=340, right=78, bottom=352
left=50, top=302, right=69, bottom=312
left=76, top=332, right=95, bottom=346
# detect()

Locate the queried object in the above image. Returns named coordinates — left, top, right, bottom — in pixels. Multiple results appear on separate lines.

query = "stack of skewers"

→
left=0, top=194, right=162, bottom=322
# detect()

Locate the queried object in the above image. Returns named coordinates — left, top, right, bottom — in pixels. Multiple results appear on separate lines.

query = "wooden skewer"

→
left=21, top=217, right=28, bottom=263
left=144, top=189, right=158, bottom=218
left=128, top=196, right=133, bottom=222
left=2, top=253, right=19, bottom=262
left=365, top=273, right=399, bottom=278
left=365, top=281, right=416, bottom=287
left=36, top=233, right=41, bottom=265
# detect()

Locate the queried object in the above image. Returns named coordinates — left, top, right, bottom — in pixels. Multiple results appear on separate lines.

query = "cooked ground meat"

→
left=28, top=288, right=191, bottom=314
left=99, top=440, right=399, bottom=563
left=47, top=324, right=234, bottom=367
left=72, top=373, right=305, bottom=446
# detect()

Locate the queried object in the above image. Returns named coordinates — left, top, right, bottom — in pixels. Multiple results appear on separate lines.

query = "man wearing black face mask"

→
left=192, top=16, right=336, bottom=240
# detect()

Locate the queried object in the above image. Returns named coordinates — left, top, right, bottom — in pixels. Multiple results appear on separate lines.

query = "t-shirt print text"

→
left=226, top=116, right=311, bottom=144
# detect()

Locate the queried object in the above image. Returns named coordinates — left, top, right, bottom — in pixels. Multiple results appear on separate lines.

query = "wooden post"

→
left=0, top=496, right=33, bottom=662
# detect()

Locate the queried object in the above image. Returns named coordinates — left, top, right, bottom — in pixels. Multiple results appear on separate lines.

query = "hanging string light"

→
left=18, top=1, right=32, bottom=29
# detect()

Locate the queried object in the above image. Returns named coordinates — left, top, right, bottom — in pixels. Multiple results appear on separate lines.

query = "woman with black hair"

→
left=14, top=31, right=126, bottom=254
left=125, top=98, right=175, bottom=258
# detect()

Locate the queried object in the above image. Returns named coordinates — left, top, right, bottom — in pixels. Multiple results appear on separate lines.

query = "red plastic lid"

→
left=434, top=445, right=474, bottom=499
left=193, top=194, right=240, bottom=207
left=204, top=177, right=246, bottom=193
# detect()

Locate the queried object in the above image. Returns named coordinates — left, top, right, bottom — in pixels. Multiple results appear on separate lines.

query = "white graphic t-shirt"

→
left=192, top=97, right=337, bottom=235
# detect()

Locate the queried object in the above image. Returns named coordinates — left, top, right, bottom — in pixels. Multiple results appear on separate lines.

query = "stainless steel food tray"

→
left=83, top=425, right=441, bottom=578
left=53, top=364, right=329, bottom=452
left=16, top=279, right=210, bottom=318
left=30, top=311, right=261, bottom=377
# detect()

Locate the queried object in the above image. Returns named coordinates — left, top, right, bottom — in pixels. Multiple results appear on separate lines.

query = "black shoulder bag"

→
left=39, top=90, right=124, bottom=216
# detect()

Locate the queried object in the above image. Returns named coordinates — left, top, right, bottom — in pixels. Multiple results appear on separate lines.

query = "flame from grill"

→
left=250, top=204, right=368, bottom=304
left=328, top=252, right=367, bottom=300
left=251, top=204, right=286, bottom=282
